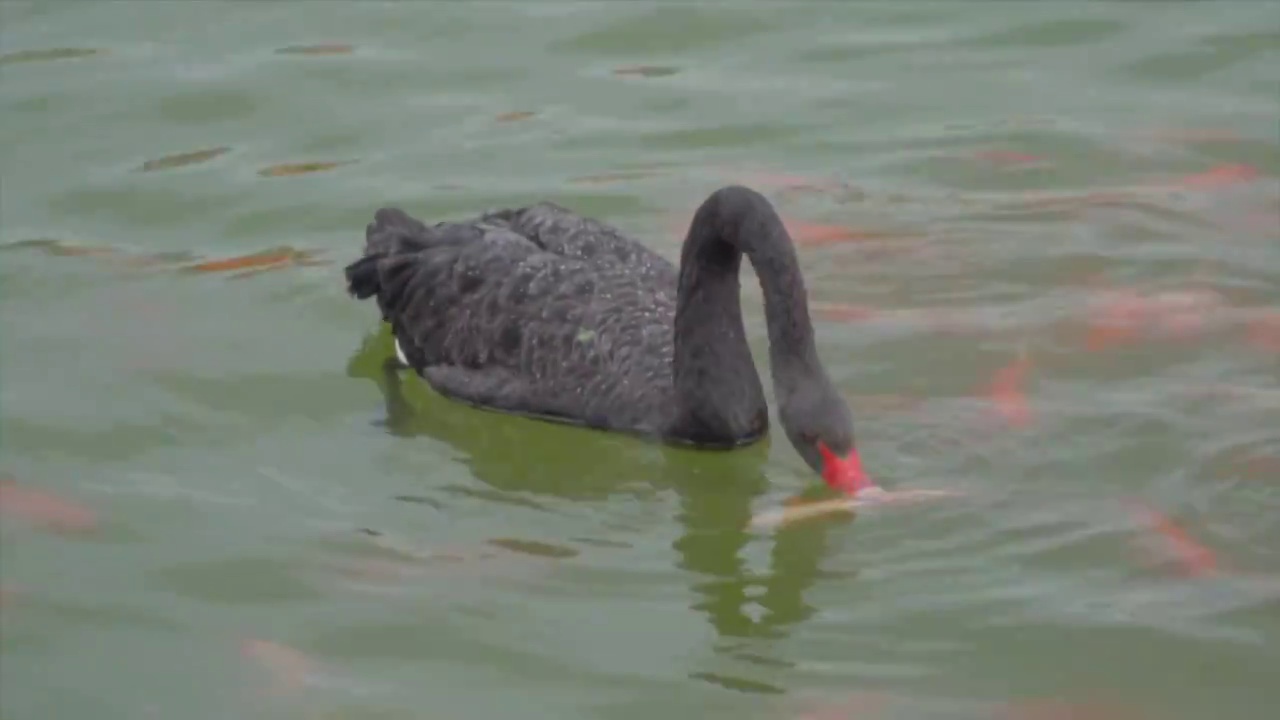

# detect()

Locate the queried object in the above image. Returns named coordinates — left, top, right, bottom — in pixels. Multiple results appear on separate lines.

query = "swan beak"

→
left=817, top=441, right=877, bottom=495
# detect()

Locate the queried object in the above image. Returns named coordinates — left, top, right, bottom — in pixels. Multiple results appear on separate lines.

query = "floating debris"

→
left=569, top=169, right=658, bottom=185
left=612, top=65, right=678, bottom=78
left=0, top=238, right=117, bottom=258
left=486, top=537, right=580, bottom=559
left=274, top=43, right=354, bottom=56
left=240, top=638, right=315, bottom=696
left=749, top=489, right=959, bottom=531
left=495, top=110, right=536, bottom=122
left=0, top=47, right=103, bottom=66
left=257, top=161, right=351, bottom=178
left=137, top=147, right=231, bottom=172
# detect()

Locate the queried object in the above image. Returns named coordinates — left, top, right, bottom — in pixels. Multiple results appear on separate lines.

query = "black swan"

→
left=344, top=185, right=874, bottom=494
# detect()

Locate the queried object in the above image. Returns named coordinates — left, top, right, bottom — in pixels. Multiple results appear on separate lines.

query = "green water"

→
left=2, top=2, right=1279, bottom=718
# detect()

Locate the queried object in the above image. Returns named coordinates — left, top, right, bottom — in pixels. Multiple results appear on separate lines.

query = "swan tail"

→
left=349, top=207, right=478, bottom=323
left=344, top=253, right=385, bottom=301
left=344, top=250, right=422, bottom=322
left=363, top=207, right=433, bottom=256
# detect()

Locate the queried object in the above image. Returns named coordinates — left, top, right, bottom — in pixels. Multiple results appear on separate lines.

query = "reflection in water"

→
left=346, top=328, right=841, bottom=694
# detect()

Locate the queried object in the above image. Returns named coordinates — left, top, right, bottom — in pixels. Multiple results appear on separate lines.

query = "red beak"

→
left=818, top=441, right=876, bottom=495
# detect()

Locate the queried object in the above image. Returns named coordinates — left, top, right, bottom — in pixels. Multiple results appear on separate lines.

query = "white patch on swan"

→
left=394, top=336, right=410, bottom=366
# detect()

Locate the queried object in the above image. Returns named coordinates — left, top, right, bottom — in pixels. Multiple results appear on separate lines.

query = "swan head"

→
left=779, top=388, right=875, bottom=495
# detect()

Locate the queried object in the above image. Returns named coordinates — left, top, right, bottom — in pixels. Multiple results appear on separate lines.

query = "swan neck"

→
left=669, top=186, right=823, bottom=441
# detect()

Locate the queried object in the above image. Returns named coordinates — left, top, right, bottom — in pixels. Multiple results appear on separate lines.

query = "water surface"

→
left=2, top=2, right=1279, bottom=719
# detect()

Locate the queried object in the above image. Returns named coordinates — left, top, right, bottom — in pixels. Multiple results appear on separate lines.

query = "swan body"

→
left=344, top=185, right=872, bottom=493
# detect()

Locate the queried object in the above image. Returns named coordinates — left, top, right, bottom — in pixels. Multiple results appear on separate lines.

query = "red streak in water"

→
left=810, top=301, right=878, bottom=323
left=1176, top=163, right=1259, bottom=189
left=1145, top=127, right=1244, bottom=144
left=0, top=478, right=97, bottom=534
left=999, top=697, right=1152, bottom=720
left=785, top=220, right=893, bottom=247
left=975, top=149, right=1048, bottom=167
left=1084, top=288, right=1227, bottom=350
left=1245, top=312, right=1280, bottom=354
left=738, top=170, right=829, bottom=189
left=1085, top=290, right=1149, bottom=351
left=792, top=691, right=892, bottom=719
left=987, top=350, right=1034, bottom=428
left=240, top=638, right=314, bottom=696
left=1239, top=454, right=1280, bottom=480
left=1125, top=501, right=1218, bottom=578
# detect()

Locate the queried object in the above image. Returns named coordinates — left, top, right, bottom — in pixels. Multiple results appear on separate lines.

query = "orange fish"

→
left=184, top=248, right=327, bottom=275
left=1126, top=501, right=1218, bottom=578
left=1176, top=163, right=1259, bottom=189
left=987, top=349, right=1034, bottom=427
left=187, top=251, right=294, bottom=274
left=0, top=478, right=97, bottom=534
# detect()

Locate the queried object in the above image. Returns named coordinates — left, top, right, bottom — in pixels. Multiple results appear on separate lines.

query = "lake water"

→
left=2, top=2, right=1278, bottom=718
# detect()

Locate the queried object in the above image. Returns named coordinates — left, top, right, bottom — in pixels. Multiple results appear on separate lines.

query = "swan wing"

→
left=345, top=207, right=677, bottom=434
